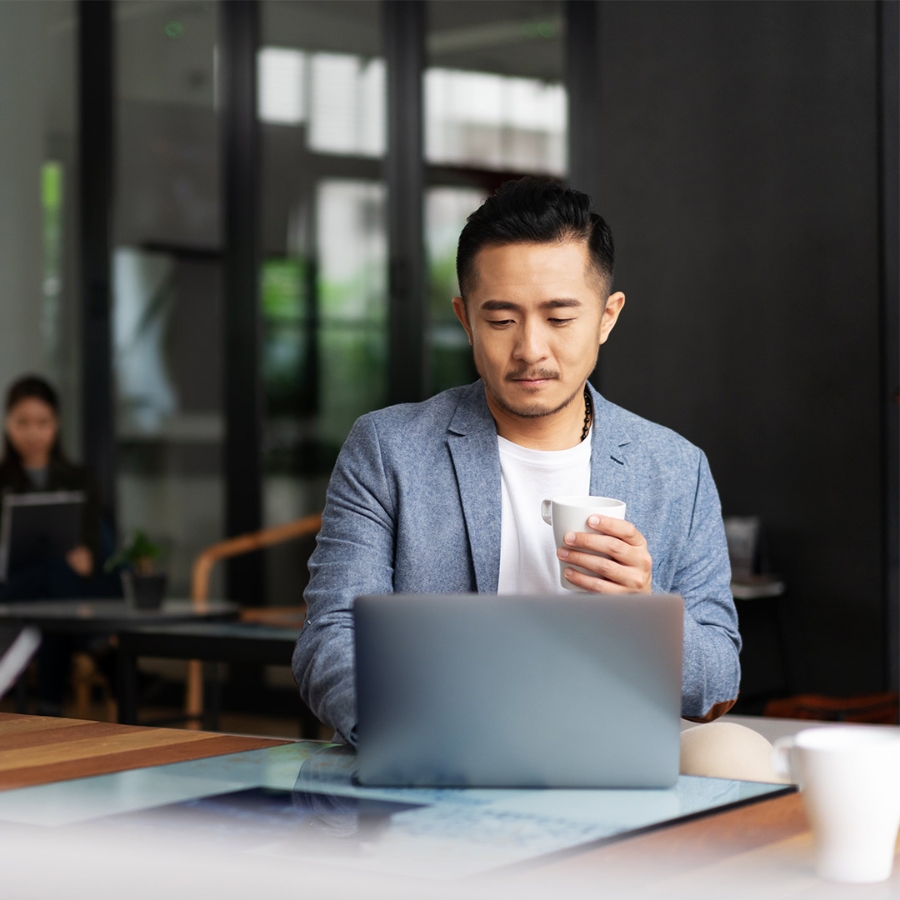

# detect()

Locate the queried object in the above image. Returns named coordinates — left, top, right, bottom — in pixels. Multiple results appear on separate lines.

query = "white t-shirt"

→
left=497, top=430, right=593, bottom=594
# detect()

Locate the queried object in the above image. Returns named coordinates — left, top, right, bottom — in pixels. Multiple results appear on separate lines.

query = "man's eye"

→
left=487, top=319, right=513, bottom=327
left=548, top=318, right=574, bottom=325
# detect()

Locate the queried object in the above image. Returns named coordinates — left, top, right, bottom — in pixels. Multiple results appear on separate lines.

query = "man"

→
left=293, top=177, right=740, bottom=745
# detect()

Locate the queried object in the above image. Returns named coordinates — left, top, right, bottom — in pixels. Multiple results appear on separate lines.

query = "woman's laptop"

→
left=353, top=593, right=683, bottom=789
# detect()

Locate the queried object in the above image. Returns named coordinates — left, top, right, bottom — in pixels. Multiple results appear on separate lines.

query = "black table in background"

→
left=115, top=620, right=318, bottom=736
left=0, top=599, right=240, bottom=633
left=0, top=599, right=240, bottom=713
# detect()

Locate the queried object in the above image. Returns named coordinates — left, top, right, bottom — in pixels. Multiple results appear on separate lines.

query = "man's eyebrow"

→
left=479, top=298, right=584, bottom=311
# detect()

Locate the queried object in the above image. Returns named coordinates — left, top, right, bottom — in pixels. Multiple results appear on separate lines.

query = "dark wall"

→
left=592, top=1, right=883, bottom=696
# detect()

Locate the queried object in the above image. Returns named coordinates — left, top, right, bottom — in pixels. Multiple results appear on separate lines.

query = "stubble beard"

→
left=479, top=363, right=592, bottom=421
left=490, top=383, right=584, bottom=420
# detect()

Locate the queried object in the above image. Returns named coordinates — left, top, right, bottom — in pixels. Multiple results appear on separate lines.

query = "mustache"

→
left=506, top=368, right=560, bottom=382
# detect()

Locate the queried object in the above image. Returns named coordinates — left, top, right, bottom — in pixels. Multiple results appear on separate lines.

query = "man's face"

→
left=452, top=240, right=624, bottom=428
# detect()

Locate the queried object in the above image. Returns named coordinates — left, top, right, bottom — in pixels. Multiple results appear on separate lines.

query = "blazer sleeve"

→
left=670, top=451, right=741, bottom=722
left=292, top=414, right=396, bottom=744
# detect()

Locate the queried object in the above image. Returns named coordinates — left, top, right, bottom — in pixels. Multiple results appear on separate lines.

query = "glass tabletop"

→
left=0, top=741, right=790, bottom=881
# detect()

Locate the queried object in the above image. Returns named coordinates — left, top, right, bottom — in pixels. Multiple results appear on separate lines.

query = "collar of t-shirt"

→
left=497, top=428, right=593, bottom=595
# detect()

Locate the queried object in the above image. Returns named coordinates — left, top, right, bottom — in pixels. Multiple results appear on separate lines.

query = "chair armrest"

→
left=190, top=513, right=322, bottom=609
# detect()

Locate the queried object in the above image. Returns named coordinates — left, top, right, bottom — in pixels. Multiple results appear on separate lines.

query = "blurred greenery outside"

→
left=41, top=161, right=64, bottom=367
left=260, top=241, right=475, bottom=475
left=42, top=162, right=63, bottom=276
left=261, top=257, right=388, bottom=475
left=428, top=248, right=476, bottom=395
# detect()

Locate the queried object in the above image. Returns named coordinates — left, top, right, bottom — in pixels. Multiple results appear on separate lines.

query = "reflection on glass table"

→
left=0, top=742, right=790, bottom=882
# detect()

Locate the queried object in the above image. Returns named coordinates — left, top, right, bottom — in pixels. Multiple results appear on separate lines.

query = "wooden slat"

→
left=0, top=713, right=289, bottom=790
left=0, top=726, right=213, bottom=771
left=0, top=720, right=157, bottom=754
left=0, top=714, right=92, bottom=736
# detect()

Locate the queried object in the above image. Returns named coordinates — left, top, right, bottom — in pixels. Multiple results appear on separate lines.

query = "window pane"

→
left=425, top=69, right=566, bottom=174
left=0, top=1, right=81, bottom=450
left=113, top=0, right=224, bottom=597
left=425, top=1, right=568, bottom=394
left=259, top=48, right=306, bottom=125
left=316, top=180, right=388, bottom=444
left=259, top=1, right=386, bottom=606
left=309, top=54, right=385, bottom=156
left=427, top=187, right=484, bottom=395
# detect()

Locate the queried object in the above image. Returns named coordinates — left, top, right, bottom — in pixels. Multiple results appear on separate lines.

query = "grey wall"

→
left=592, top=1, right=883, bottom=697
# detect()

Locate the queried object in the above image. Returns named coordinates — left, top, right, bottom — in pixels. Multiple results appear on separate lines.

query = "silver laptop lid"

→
left=354, top=593, right=683, bottom=789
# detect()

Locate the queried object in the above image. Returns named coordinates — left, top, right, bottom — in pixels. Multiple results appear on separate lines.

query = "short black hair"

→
left=5, top=374, right=60, bottom=417
left=456, top=177, right=615, bottom=299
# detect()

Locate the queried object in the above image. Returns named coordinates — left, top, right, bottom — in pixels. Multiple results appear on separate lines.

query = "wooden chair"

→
left=72, top=649, right=117, bottom=721
left=185, top=512, right=322, bottom=725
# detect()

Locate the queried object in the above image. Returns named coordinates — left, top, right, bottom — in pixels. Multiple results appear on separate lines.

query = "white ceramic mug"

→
left=540, top=495, right=626, bottom=592
left=772, top=726, right=900, bottom=883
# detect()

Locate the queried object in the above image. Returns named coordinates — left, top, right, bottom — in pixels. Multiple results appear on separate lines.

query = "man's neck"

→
left=487, top=385, right=590, bottom=451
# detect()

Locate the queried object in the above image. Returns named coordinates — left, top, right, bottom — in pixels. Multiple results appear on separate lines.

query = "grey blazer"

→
left=292, top=381, right=741, bottom=743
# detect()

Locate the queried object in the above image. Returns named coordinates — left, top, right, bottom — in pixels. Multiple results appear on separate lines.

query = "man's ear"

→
left=599, top=291, right=625, bottom=345
left=452, top=296, right=473, bottom=345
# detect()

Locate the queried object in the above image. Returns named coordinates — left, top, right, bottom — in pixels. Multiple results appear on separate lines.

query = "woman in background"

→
left=0, top=375, right=103, bottom=713
left=0, top=375, right=100, bottom=592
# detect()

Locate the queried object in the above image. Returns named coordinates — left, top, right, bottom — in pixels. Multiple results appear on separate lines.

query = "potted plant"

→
left=105, top=530, right=167, bottom=610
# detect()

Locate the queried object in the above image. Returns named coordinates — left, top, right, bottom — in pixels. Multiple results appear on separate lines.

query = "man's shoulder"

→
left=593, top=392, right=706, bottom=468
left=354, top=382, right=484, bottom=442
left=337, top=383, right=489, bottom=478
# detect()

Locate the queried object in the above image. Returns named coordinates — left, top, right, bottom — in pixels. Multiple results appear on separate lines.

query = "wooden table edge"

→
left=0, top=712, right=293, bottom=790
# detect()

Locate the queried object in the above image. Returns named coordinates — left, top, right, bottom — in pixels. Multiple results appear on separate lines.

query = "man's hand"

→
left=66, top=546, right=93, bottom=578
left=557, top=515, right=653, bottom=593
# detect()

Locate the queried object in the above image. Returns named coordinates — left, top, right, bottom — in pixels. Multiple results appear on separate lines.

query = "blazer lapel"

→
left=446, top=384, right=502, bottom=593
left=588, top=386, right=635, bottom=511
left=444, top=383, right=632, bottom=590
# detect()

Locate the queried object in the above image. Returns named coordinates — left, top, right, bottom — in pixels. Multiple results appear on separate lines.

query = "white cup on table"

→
left=772, top=726, right=900, bottom=883
left=540, top=495, right=626, bottom=592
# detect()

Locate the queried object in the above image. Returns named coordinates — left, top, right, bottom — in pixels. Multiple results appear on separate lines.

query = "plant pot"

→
left=122, top=572, right=167, bottom=611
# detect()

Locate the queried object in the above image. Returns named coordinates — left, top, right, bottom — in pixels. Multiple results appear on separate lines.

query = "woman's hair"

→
left=0, top=375, right=68, bottom=479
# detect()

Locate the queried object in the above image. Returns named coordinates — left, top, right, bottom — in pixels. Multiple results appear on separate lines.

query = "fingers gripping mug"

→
left=540, top=495, right=626, bottom=592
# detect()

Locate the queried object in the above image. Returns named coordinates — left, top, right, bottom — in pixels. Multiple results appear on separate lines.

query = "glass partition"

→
left=0, top=1, right=81, bottom=450
left=259, top=1, right=387, bottom=606
left=425, top=63, right=566, bottom=174
left=113, top=0, right=224, bottom=597
left=107, top=0, right=567, bottom=604
left=426, top=186, right=485, bottom=394
left=424, top=0, right=568, bottom=396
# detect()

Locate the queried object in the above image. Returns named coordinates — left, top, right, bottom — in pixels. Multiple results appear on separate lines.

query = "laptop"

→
left=0, top=491, right=85, bottom=581
left=354, top=593, right=684, bottom=789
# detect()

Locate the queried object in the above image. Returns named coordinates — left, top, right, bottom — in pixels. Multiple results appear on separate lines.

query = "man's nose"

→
left=513, top=320, right=549, bottom=363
